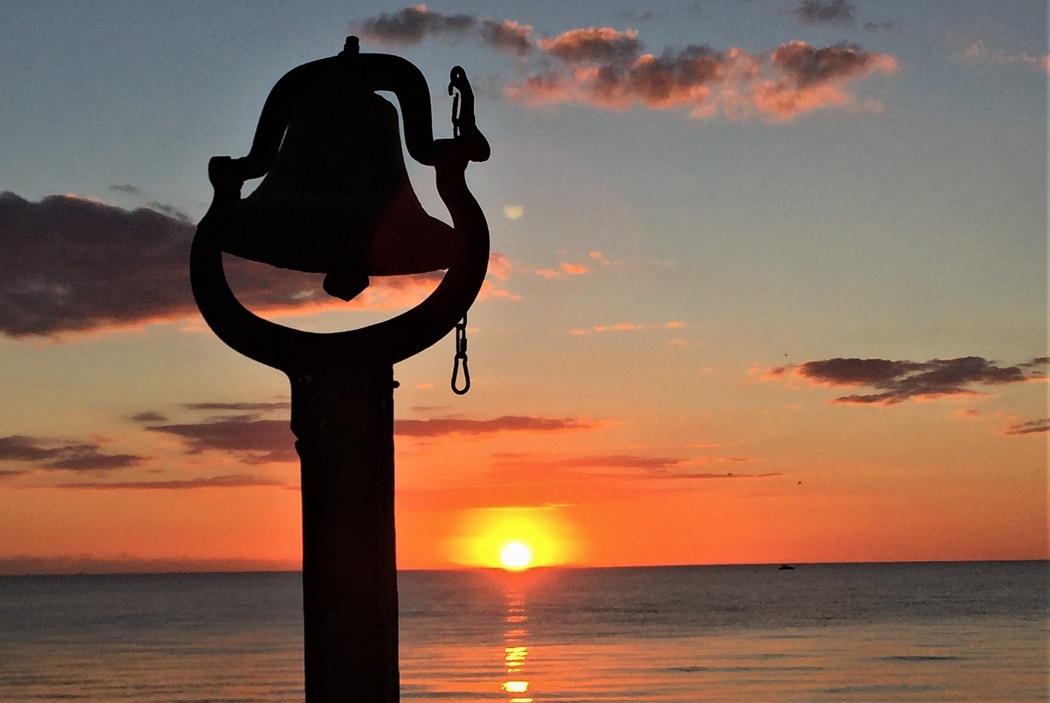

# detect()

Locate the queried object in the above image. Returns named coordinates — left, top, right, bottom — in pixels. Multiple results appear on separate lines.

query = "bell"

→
left=214, top=46, right=465, bottom=300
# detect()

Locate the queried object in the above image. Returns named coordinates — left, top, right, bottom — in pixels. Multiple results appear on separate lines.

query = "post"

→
left=188, top=42, right=490, bottom=702
left=292, top=364, right=399, bottom=702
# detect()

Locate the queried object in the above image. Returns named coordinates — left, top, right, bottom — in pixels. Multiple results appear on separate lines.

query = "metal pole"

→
left=292, top=363, right=399, bottom=702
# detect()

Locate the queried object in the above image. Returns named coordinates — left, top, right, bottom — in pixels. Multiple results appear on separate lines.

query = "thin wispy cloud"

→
left=353, top=6, right=898, bottom=122
left=57, top=474, right=292, bottom=490
left=569, top=320, right=683, bottom=335
left=960, top=40, right=1050, bottom=73
left=764, top=356, right=1047, bottom=405
left=792, top=0, right=855, bottom=27
left=1002, top=418, right=1050, bottom=436
left=182, top=401, right=289, bottom=412
left=395, top=415, right=593, bottom=437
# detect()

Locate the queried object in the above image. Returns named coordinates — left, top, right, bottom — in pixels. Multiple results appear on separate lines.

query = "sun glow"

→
left=446, top=506, right=578, bottom=569
left=499, top=541, right=533, bottom=571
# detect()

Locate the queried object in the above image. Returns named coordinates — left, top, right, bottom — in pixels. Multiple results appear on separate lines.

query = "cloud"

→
left=56, top=474, right=292, bottom=490
left=109, top=184, right=143, bottom=196
left=792, top=0, right=855, bottom=27
left=765, top=356, right=1047, bottom=405
left=130, top=411, right=168, bottom=423
left=492, top=451, right=779, bottom=483
left=863, top=21, right=898, bottom=32
left=0, top=193, right=516, bottom=339
left=569, top=320, right=681, bottom=335
left=395, top=415, right=592, bottom=437
left=354, top=5, right=532, bottom=56
left=1003, top=418, right=1050, bottom=436
left=478, top=19, right=532, bottom=57
left=0, top=554, right=299, bottom=576
left=0, top=193, right=323, bottom=337
left=537, top=27, right=642, bottom=65
left=655, top=471, right=781, bottom=480
left=145, top=415, right=297, bottom=464
left=0, top=434, right=147, bottom=471
left=352, top=7, right=898, bottom=122
left=183, top=401, right=289, bottom=412
left=560, top=454, right=682, bottom=469
left=506, top=39, right=896, bottom=121
left=960, top=40, right=1050, bottom=73
left=532, top=260, right=590, bottom=279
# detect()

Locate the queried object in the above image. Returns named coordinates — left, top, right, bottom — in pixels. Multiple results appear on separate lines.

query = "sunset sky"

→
left=0, top=1, right=1045, bottom=574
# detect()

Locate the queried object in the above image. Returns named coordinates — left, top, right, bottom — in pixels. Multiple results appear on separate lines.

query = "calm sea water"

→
left=0, top=562, right=1045, bottom=702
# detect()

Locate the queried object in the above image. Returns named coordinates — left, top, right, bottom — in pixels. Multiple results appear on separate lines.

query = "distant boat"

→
left=777, top=564, right=795, bottom=570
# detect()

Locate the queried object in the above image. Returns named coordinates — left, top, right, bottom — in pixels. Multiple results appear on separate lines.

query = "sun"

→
left=499, top=541, right=533, bottom=571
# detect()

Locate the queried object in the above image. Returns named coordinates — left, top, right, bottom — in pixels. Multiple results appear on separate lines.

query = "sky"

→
left=0, top=1, right=1046, bottom=574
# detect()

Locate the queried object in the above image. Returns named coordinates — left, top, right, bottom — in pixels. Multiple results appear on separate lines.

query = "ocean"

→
left=0, top=562, right=1045, bottom=702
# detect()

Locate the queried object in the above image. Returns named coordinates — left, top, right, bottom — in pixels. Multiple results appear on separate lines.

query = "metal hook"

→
left=451, top=314, right=468, bottom=396
left=448, top=66, right=465, bottom=139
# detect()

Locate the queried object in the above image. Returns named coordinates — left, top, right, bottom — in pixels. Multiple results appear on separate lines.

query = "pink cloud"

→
left=560, top=262, right=588, bottom=275
left=506, top=39, right=896, bottom=121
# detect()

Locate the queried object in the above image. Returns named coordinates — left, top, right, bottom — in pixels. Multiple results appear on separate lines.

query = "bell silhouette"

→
left=210, top=40, right=487, bottom=301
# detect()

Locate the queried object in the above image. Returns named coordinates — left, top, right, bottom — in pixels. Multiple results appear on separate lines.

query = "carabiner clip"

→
left=451, top=315, right=470, bottom=395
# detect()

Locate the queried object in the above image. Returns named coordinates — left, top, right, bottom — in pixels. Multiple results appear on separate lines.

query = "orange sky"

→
left=0, top=3, right=1046, bottom=574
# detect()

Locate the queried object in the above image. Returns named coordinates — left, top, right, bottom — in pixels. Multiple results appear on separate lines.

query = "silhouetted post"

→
left=189, top=38, right=490, bottom=702
left=294, top=365, right=399, bottom=700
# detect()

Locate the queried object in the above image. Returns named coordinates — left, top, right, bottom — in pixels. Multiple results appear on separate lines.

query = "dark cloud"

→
left=145, top=201, right=192, bottom=223
left=183, top=401, right=289, bottom=412
left=864, top=21, right=899, bottom=32
left=1003, top=418, right=1050, bottom=436
left=766, top=356, right=1046, bottom=405
left=395, top=415, right=590, bottom=437
left=130, top=411, right=168, bottom=423
left=792, top=0, right=855, bottom=26
left=109, top=184, right=143, bottom=196
left=479, top=19, right=532, bottom=57
left=355, top=5, right=475, bottom=44
left=57, top=474, right=292, bottom=490
left=145, top=415, right=297, bottom=464
left=0, top=434, right=147, bottom=471
left=0, top=193, right=302, bottom=337
left=354, top=6, right=531, bottom=55
left=771, top=41, right=886, bottom=88
left=0, top=193, right=459, bottom=338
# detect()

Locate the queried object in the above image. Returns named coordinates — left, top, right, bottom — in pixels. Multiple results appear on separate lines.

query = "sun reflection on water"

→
left=500, top=584, right=533, bottom=702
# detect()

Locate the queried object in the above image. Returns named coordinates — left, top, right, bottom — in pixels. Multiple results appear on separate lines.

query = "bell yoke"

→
left=206, top=35, right=490, bottom=302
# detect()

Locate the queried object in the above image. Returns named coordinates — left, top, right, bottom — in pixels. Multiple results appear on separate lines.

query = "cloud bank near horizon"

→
left=354, top=5, right=898, bottom=121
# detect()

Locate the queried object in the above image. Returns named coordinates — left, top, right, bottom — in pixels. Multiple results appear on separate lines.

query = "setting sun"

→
left=499, top=541, right=533, bottom=571
left=445, top=506, right=578, bottom=569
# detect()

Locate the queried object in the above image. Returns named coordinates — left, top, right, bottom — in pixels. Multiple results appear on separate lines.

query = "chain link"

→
left=449, top=68, right=471, bottom=395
